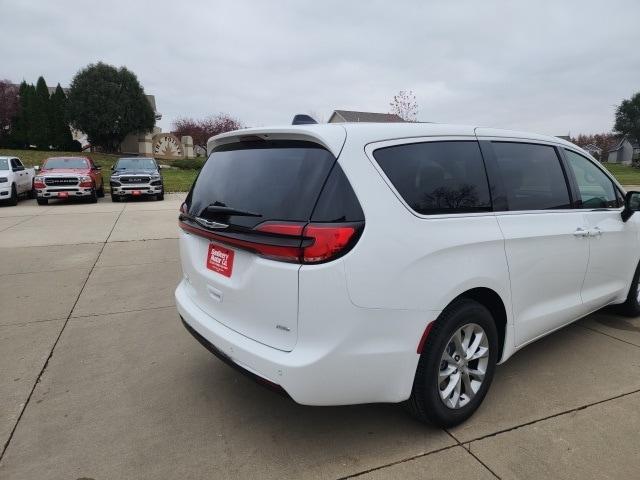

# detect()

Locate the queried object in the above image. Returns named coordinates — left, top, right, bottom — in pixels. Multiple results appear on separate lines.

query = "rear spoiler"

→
left=206, top=125, right=347, bottom=158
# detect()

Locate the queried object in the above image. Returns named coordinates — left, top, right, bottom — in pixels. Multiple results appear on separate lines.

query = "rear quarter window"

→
left=372, top=141, right=492, bottom=215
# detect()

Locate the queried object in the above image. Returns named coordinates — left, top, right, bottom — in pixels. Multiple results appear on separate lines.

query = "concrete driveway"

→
left=0, top=195, right=639, bottom=479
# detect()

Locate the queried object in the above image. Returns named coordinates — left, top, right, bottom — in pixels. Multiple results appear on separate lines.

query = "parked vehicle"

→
left=0, top=156, right=36, bottom=205
left=109, top=157, right=164, bottom=201
left=34, top=156, right=104, bottom=205
left=175, top=123, right=640, bottom=427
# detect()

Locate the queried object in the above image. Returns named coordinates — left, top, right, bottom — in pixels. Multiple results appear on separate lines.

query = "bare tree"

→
left=0, top=80, right=19, bottom=139
left=390, top=90, right=418, bottom=122
left=172, top=114, right=243, bottom=150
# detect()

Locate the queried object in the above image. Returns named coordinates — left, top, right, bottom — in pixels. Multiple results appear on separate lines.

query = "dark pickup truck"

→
left=109, top=157, right=164, bottom=202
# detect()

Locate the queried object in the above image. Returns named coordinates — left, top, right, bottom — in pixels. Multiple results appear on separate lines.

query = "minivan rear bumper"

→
left=176, top=279, right=431, bottom=405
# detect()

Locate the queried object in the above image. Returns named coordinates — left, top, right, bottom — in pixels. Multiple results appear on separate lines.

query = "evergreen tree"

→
left=31, top=76, right=51, bottom=148
left=9, top=81, right=33, bottom=148
left=49, top=84, right=73, bottom=149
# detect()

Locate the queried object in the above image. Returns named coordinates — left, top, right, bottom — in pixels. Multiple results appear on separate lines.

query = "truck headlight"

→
left=79, top=175, right=91, bottom=183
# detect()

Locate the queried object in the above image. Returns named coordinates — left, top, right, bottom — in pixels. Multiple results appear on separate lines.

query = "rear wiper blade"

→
left=202, top=204, right=262, bottom=218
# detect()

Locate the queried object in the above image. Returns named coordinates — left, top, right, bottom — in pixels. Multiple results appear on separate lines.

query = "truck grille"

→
left=120, top=176, right=150, bottom=184
left=45, top=177, right=78, bottom=186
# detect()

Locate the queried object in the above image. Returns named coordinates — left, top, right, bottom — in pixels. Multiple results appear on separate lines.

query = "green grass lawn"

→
left=601, top=163, right=640, bottom=186
left=0, top=148, right=199, bottom=192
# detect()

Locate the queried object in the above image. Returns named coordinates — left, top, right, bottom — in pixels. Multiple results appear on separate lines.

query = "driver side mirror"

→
left=621, top=191, right=640, bottom=222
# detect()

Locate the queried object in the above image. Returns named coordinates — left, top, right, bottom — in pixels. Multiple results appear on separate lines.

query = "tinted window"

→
left=565, top=149, right=618, bottom=208
left=492, top=142, right=570, bottom=210
left=373, top=141, right=491, bottom=214
left=188, top=141, right=335, bottom=228
left=44, top=157, right=89, bottom=169
left=311, top=163, right=364, bottom=222
left=0, top=159, right=8, bottom=170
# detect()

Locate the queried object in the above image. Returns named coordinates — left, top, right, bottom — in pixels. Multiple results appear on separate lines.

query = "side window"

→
left=11, top=159, right=24, bottom=171
left=311, top=163, right=364, bottom=222
left=492, top=142, right=571, bottom=211
left=372, top=141, right=491, bottom=215
left=564, top=149, right=618, bottom=208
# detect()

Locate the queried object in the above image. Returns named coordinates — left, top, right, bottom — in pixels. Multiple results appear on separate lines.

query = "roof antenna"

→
left=292, top=114, right=317, bottom=125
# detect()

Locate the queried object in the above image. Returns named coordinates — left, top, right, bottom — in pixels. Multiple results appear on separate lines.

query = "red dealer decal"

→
left=206, top=243, right=234, bottom=277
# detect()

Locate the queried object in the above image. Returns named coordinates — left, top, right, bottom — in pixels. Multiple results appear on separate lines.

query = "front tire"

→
left=97, top=184, right=105, bottom=198
left=37, top=197, right=48, bottom=205
left=88, top=188, right=98, bottom=203
left=8, top=184, right=18, bottom=206
left=156, top=189, right=164, bottom=201
left=404, top=298, right=498, bottom=427
left=617, top=261, right=640, bottom=317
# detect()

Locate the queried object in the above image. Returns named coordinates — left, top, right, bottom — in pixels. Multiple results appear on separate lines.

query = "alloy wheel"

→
left=438, top=323, right=489, bottom=409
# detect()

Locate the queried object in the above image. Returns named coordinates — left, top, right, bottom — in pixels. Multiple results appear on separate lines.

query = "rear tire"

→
left=617, top=261, right=640, bottom=317
left=8, top=184, right=18, bottom=206
left=37, top=197, right=48, bottom=206
left=404, top=298, right=498, bottom=427
left=111, top=194, right=120, bottom=202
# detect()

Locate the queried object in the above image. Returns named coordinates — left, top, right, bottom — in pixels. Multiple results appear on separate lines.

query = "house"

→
left=328, top=110, right=405, bottom=123
left=580, top=143, right=601, bottom=158
left=607, top=137, right=640, bottom=165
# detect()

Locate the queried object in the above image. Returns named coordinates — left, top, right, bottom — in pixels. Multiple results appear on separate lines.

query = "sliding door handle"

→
left=573, top=227, right=589, bottom=237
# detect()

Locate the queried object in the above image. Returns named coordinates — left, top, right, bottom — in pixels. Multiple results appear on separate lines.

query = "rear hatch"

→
left=180, top=139, right=342, bottom=351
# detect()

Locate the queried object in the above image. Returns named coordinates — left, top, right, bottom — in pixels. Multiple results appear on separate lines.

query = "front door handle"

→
left=573, top=227, right=589, bottom=237
left=589, top=227, right=602, bottom=237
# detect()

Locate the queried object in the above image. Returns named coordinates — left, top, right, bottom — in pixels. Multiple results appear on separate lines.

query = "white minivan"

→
left=175, top=123, right=640, bottom=426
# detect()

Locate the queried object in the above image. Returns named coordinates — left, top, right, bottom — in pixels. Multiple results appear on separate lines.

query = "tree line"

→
left=0, top=62, right=159, bottom=152
left=0, top=77, right=78, bottom=150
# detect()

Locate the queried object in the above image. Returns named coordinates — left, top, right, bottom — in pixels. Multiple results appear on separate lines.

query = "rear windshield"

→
left=115, top=158, right=156, bottom=170
left=44, top=157, right=88, bottom=169
left=187, top=140, right=336, bottom=228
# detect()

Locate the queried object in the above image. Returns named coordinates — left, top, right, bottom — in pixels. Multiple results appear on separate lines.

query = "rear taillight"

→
left=256, top=222, right=359, bottom=264
left=180, top=219, right=362, bottom=264
left=301, top=224, right=357, bottom=263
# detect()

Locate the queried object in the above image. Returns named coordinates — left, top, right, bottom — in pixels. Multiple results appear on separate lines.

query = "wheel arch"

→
left=448, top=287, right=508, bottom=362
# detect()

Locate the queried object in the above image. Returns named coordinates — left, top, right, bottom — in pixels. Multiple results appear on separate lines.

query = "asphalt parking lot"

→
left=1, top=195, right=639, bottom=479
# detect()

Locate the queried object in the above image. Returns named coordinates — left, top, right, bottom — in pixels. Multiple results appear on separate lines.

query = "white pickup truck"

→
left=0, top=156, right=37, bottom=205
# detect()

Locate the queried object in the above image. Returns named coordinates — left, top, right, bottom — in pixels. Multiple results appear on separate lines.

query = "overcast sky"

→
left=1, top=0, right=639, bottom=136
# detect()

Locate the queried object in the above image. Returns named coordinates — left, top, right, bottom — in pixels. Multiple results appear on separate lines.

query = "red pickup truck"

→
left=34, top=156, right=105, bottom=205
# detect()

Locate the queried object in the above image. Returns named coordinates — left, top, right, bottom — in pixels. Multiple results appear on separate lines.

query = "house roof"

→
left=329, top=110, right=405, bottom=123
left=607, top=136, right=640, bottom=152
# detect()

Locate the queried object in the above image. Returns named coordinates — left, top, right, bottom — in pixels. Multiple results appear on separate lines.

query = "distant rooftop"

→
left=328, top=110, right=405, bottom=123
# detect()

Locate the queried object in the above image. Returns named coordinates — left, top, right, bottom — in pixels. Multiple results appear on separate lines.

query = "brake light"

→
left=254, top=222, right=304, bottom=262
left=302, top=225, right=356, bottom=263
left=180, top=220, right=362, bottom=264
left=255, top=222, right=358, bottom=264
